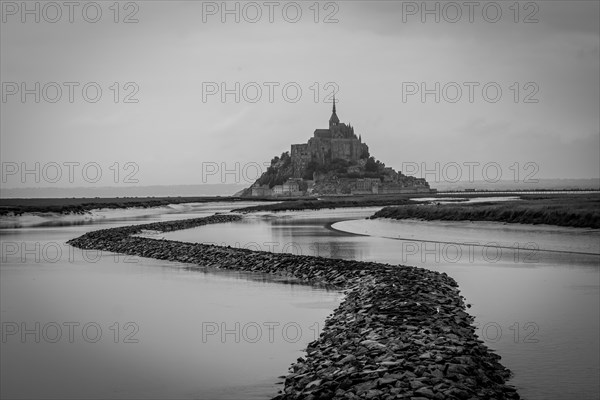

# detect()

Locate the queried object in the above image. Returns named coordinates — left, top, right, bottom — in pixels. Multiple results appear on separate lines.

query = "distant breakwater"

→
left=67, top=213, right=519, bottom=400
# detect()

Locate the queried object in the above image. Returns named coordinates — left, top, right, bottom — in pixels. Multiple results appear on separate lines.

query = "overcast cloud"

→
left=1, top=1, right=598, bottom=187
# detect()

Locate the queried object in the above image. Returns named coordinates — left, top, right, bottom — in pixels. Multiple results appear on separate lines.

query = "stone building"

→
left=265, top=178, right=304, bottom=197
left=291, top=97, right=369, bottom=178
left=283, top=179, right=300, bottom=193
left=352, top=178, right=380, bottom=195
left=251, top=184, right=272, bottom=197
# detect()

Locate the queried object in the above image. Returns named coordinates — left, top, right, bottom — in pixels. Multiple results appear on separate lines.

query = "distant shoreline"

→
left=0, top=196, right=276, bottom=216
left=2, top=192, right=599, bottom=230
left=0, top=192, right=508, bottom=215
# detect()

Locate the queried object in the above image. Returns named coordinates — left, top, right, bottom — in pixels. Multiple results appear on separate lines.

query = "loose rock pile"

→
left=67, top=213, right=520, bottom=400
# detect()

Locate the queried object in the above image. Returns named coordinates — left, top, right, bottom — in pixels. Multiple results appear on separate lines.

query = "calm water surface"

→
left=163, top=206, right=600, bottom=400
left=0, top=202, right=342, bottom=399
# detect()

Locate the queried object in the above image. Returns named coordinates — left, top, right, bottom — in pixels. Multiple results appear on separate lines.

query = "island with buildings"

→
left=242, top=98, right=434, bottom=197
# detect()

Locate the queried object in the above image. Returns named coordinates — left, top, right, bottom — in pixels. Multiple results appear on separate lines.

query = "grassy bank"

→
left=371, top=194, right=600, bottom=229
left=233, top=196, right=427, bottom=212
left=231, top=192, right=587, bottom=213
left=0, top=196, right=273, bottom=216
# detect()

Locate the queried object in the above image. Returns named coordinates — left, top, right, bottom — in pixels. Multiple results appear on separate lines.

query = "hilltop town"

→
left=243, top=99, right=434, bottom=197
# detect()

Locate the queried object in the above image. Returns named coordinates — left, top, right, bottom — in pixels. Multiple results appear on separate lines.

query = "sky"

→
left=1, top=0, right=599, bottom=190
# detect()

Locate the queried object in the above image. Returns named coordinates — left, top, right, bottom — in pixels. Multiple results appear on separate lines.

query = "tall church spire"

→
left=329, top=95, right=339, bottom=127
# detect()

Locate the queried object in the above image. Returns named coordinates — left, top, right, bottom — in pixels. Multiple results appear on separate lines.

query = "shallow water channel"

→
left=0, top=203, right=342, bottom=399
left=163, top=206, right=600, bottom=400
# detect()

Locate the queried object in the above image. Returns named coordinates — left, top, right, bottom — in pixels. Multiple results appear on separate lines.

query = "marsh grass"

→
left=371, top=194, right=600, bottom=229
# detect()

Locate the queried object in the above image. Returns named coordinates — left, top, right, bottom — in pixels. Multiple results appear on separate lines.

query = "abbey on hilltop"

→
left=244, top=98, right=434, bottom=197
left=290, top=97, right=369, bottom=178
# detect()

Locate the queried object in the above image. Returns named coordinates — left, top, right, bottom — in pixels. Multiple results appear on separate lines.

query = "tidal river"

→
left=0, top=202, right=343, bottom=400
left=2, top=201, right=599, bottom=399
left=162, top=205, right=600, bottom=400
